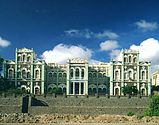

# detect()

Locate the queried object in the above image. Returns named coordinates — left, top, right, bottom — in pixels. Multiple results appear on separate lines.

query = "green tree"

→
left=122, top=86, right=138, bottom=96
left=145, top=95, right=159, bottom=116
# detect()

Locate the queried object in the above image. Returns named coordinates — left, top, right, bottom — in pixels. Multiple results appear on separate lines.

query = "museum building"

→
left=4, top=48, right=151, bottom=96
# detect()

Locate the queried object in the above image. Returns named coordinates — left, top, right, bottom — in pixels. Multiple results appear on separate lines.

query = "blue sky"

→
left=0, top=0, right=159, bottom=67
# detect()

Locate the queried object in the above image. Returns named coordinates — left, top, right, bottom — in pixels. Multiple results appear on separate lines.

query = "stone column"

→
left=66, top=63, right=70, bottom=95
left=110, top=62, right=114, bottom=96
left=79, top=82, right=81, bottom=95
left=73, top=82, right=75, bottom=95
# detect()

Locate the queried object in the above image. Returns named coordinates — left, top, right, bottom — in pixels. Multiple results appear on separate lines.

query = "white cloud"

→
left=109, top=38, right=159, bottom=73
left=135, top=20, right=158, bottom=31
left=100, top=40, right=120, bottom=51
left=64, top=29, right=118, bottom=39
left=41, top=44, right=93, bottom=64
left=96, top=31, right=119, bottom=39
left=109, top=49, right=122, bottom=61
left=0, top=37, right=11, bottom=47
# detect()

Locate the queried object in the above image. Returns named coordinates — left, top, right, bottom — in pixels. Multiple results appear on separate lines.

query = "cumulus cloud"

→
left=64, top=29, right=118, bottom=39
left=135, top=20, right=158, bottom=31
left=109, top=49, right=122, bottom=61
left=109, top=38, right=159, bottom=73
left=100, top=40, right=120, bottom=51
left=41, top=44, right=93, bottom=64
left=0, top=37, right=11, bottom=47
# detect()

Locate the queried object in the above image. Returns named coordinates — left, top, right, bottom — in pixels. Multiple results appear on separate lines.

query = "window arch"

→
left=8, top=69, right=14, bottom=78
left=17, top=56, right=21, bottom=62
left=75, top=68, right=80, bottom=78
left=141, top=71, right=146, bottom=80
left=81, top=69, right=84, bottom=78
left=124, top=57, right=127, bottom=63
left=134, top=72, right=137, bottom=80
left=35, top=69, right=40, bottom=79
left=128, top=70, right=133, bottom=79
left=22, top=54, right=26, bottom=62
left=22, top=69, right=26, bottom=79
left=63, top=73, right=66, bottom=78
left=115, top=70, right=120, bottom=80
left=48, top=72, right=52, bottom=77
left=133, top=57, right=136, bottom=63
left=27, top=72, right=31, bottom=78
left=17, top=71, right=21, bottom=78
left=27, top=56, right=31, bottom=62
left=70, top=69, right=74, bottom=78
left=129, top=56, right=132, bottom=63
left=59, top=72, right=62, bottom=77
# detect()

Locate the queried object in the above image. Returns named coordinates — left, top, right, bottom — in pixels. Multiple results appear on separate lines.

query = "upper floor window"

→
left=141, top=71, right=146, bottom=80
left=129, top=56, right=132, bottom=63
left=75, top=68, right=79, bottom=78
left=124, top=57, right=127, bottom=63
left=22, top=70, right=26, bottom=79
left=70, top=69, right=73, bottom=78
left=35, top=70, right=40, bottom=79
left=133, top=57, right=137, bottom=63
left=81, top=69, right=84, bottom=78
left=115, top=70, right=120, bottom=80
left=128, top=70, right=133, bottom=79
left=8, top=69, right=13, bottom=78
left=17, top=56, right=21, bottom=62
left=27, top=72, right=31, bottom=78
left=22, top=55, right=26, bottom=62
left=27, top=56, right=31, bottom=62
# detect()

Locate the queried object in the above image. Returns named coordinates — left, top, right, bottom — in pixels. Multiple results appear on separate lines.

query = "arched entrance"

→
left=114, top=87, right=120, bottom=96
left=34, top=87, right=40, bottom=95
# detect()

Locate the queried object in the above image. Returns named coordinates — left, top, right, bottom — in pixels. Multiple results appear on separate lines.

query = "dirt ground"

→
left=0, top=123, right=158, bottom=125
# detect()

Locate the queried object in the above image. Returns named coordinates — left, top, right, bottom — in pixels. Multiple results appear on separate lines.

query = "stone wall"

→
left=0, top=95, right=150, bottom=115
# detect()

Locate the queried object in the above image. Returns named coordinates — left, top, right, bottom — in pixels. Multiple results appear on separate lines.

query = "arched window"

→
left=27, top=72, right=31, bottom=78
left=81, top=69, right=84, bottom=78
left=115, top=70, right=119, bottom=80
left=59, top=73, right=62, bottom=77
left=8, top=69, right=13, bottom=78
left=53, top=73, right=57, bottom=77
left=93, top=72, right=97, bottom=77
left=134, top=72, right=136, bottom=80
left=133, top=57, right=136, bottom=63
left=141, top=71, right=145, bottom=80
left=17, top=71, right=21, bottom=78
left=124, top=57, right=127, bottom=63
left=35, top=70, right=40, bottom=79
left=22, top=70, right=26, bottom=79
left=22, top=54, right=26, bottom=62
left=63, top=73, right=66, bottom=78
left=89, top=73, right=92, bottom=77
left=70, top=69, right=73, bottom=78
left=99, top=73, right=102, bottom=78
left=27, top=56, right=31, bottom=62
left=75, top=68, right=79, bottom=78
left=128, top=70, right=132, bottom=79
left=129, top=56, right=132, bottom=63
left=48, top=72, right=52, bottom=77
left=17, top=56, right=21, bottom=62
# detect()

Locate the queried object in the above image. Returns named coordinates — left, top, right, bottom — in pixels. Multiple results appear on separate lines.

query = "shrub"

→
left=145, top=95, right=159, bottom=116
left=127, top=111, right=135, bottom=116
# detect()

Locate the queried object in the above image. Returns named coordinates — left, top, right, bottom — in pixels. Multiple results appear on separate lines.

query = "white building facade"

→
left=4, top=48, right=151, bottom=96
